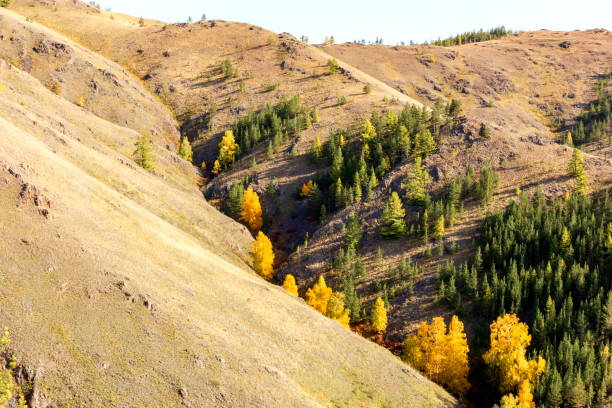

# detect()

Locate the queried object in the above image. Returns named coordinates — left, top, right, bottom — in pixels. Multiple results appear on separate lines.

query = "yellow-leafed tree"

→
left=282, top=274, right=298, bottom=296
left=305, top=276, right=332, bottom=315
left=300, top=180, right=314, bottom=197
left=252, top=231, right=274, bottom=279
left=403, top=315, right=470, bottom=395
left=440, top=315, right=470, bottom=394
left=371, top=297, right=387, bottom=332
left=326, top=292, right=350, bottom=328
left=240, top=188, right=263, bottom=232
left=483, top=314, right=546, bottom=394
left=361, top=119, right=377, bottom=141
left=211, top=159, right=221, bottom=175
left=218, top=129, right=239, bottom=168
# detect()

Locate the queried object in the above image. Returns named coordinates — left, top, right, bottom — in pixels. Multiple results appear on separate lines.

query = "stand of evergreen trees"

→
left=428, top=26, right=515, bottom=47
left=437, top=189, right=612, bottom=407
left=230, top=95, right=311, bottom=161
left=567, top=76, right=611, bottom=147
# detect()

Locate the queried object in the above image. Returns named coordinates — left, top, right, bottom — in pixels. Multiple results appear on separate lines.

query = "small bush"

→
left=263, top=82, right=280, bottom=92
left=219, top=59, right=238, bottom=79
left=0, top=0, right=11, bottom=7
left=75, top=96, right=85, bottom=107
left=363, top=84, right=371, bottom=94
left=337, top=96, right=347, bottom=106
left=47, top=81, right=61, bottom=95
left=327, top=58, right=340, bottom=74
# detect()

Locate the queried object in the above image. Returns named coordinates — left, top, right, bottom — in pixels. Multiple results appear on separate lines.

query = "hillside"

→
left=10, top=0, right=611, bottom=338
left=2, top=1, right=611, bottom=406
left=0, top=6, right=456, bottom=408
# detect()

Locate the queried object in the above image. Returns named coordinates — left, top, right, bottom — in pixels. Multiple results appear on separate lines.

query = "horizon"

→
left=98, top=0, right=612, bottom=45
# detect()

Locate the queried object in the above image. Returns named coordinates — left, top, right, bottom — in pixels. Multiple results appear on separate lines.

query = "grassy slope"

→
left=0, top=7, right=456, bottom=408
left=12, top=1, right=611, bottom=341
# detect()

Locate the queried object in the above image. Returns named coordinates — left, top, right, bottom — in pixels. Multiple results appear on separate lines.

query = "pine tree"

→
left=380, top=191, right=406, bottom=238
left=252, top=231, right=274, bottom=279
left=483, top=314, right=546, bottom=394
left=178, top=137, right=193, bottom=162
left=133, top=133, right=155, bottom=170
left=414, top=129, right=437, bottom=157
left=403, top=156, right=431, bottom=205
left=311, top=109, right=320, bottom=123
left=479, top=123, right=491, bottom=139
left=371, top=297, right=387, bottom=332
left=476, top=165, right=499, bottom=206
left=240, top=188, right=263, bottom=231
left=223, top=181, right=245, bottom=220
left=432, top=215, right=445, bottom=241
left=567, top=148, right=584, bottom=177
left=306, top=276, right=333, bottom=315
left=282, top=274, right=298, bottom=296
left=570, top=153, right=589, bottom=196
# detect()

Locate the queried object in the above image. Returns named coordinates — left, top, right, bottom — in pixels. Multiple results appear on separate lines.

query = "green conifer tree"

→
left=133, top=133, right=155, bottom=170
left=403, top=156, right=431, bottom=205
left=178, top=137, right=193, bottom=162
left=380, top=191, right=406, bottom=238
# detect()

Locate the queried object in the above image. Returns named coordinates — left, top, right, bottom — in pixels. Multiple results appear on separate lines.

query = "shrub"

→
left=327, top=58, right=340, bottom=74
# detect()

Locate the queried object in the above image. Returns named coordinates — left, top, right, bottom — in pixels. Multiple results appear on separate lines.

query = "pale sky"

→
left=98, top=0, right=612, bottom=45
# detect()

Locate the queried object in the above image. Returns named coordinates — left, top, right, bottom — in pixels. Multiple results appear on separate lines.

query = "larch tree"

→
left=305, top=276, right=333, bottom=315
left=240, top=188, right=263, bottom=231
left=403, top=156, right=431, bottom=205
left=133, top=133, right=155, bottom=170
left=371, top=297, right=388, bottom=332
left=403, top=315, right=470, bottom=395
left=326, top=292, right=351, bottom=328
left=483, top=314, right=546, bottom=394
left=211, top=159, right=221, bottom=175
left=178, top=137, right=193, bottom=162
left=311, top=135, right=323, bottom=160
left=300, top=180, right=315, bottom=197
left=404, top=317, right=447, bottom=382
left=361, top=119, right=377, bottom=141
left=282, top=274, right=299, bottom=296
left=440, top=315, right=470, bottom=395
left=380, top=191, right=406, bottom=238
left=217, top=129, right=239, bottom=169
left=252, top=231, right=274, bottom=279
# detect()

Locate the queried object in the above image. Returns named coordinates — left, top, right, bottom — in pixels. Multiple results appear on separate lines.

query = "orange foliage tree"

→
left=403, top=315, right=470, bottom=395
left=300, top=180, right=314, bottom=197
left=252, top=231, right=274, bottom=279
left=240, top=188, right=263, bottom=231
